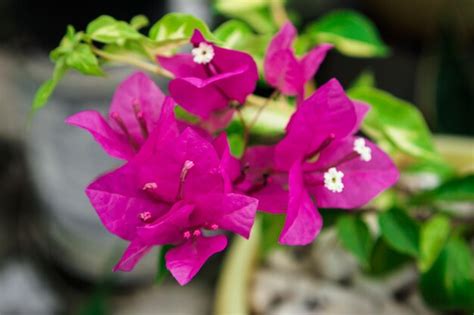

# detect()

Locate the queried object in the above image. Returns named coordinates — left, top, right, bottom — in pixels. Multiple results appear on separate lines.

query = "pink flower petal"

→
left=109, top=72, right=166, bottom=146
left=310, top=136, right=399, bottom=208
left=194, top=193, right=258, bottom=239
left=137, top=201, right=195, bottom=245
left=252, top=183, right=288, bottom=214
left=166, top=235, right=227, bottom=285
left=279, top=161, right=322, bottom=245
left=265, top=50, right=303, bottom=96
left=65, top=110, right=135, bottom=160
left=266, top=22, right=297, bottom=58
left=213, top=133, right=241, bottom=192
left=86, top=164, right=170, bottom=240
left=211, top=45, right=258, bottom=104
left=113, top=239, right=152, bottom=272
left=350, top=100, right=371, bottom=134
left=300, top=43, right=333, bottom=83
left=275, top=79, right=357, bottom=169
left=168, top=77, right=231, bottom=119
left=190, top=29, right=206, bottom=46
left=158, top=54, right=207, bottom=78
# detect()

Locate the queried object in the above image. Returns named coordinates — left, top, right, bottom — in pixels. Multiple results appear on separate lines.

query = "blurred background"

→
left=0, top=0, right=472, bottom=314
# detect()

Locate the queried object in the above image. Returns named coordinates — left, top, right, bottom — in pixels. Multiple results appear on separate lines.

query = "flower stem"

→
left=248, top=90, right=280, bottom=131
left=91, top=46, right=174, bottom=79
left=270, top=0, right=289, bottom=27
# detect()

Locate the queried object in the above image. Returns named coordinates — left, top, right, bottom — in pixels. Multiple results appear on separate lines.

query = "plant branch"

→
left=248, top=90, right=280, bottom=131
left=270, top=0, right=289, bottom=27
left=91, top=46, right=174, bottom=79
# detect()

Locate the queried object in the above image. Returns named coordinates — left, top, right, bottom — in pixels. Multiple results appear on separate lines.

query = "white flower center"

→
left=324, top=167, right=344, bottom=193
left=353, top=137, right=372, bottom=162
left=192, top=42, right=215, bottom=64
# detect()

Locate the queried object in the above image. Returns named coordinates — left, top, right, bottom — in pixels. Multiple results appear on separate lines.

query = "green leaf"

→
left=378, top=208, right=420, bottom=257
left=419, top=214, right=451, bottom=272
left=305, top=10, right=389, bottom=57
left=260, top=213, right=285, bottom=256
left=228, top=133, right=245, bottom=158
left=32, top=58, right=67, bottom=110
left=214, top=20, right=270, bottom=74
left=214, top=0, right=276, bottom=34
left=130, top=15, right=149, bottom=30
left=349, top=86, right=440, bottom=161
left=405, top=159, right=456, bottom=183
left=293, top=34, right=312, bottom=56
left=50, top=25, right=83, bottom=61
left=65, top=44, right=104, bottom=76
left=149, top=13, right=215, bottom=43
left=336, top=216, right=374, bottom=267
left=368, top=237, right=410, bottom=276
left=411, top=175, right=474, bottom=210
left=155, top=245, right=172, bottom=284
left=87, top=15, right=143, bottom=45
left=319, top=208, right=345, bottom=228
left=214, top=20, right=254, bottom=49
left=103, top=40, right=150, bottom=59
left=420, top=237, right=474, bottom=310
left=430, top=174, right=474, bottom=202
left=215, top=0, right=269, bottom=13
left=174, top=105, right=199, bottom=124
left=350, top=70, right=375, bottom=89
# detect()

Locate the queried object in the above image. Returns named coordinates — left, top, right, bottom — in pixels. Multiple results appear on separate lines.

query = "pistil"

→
left=110, top=112, right=139, bottom=150
left=306, top=133, right=335, bottom=162
left=133, top=101, right=149, bottom=138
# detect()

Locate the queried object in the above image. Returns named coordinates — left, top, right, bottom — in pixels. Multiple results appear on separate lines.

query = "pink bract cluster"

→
left=66, top=23, right=399, bottom=286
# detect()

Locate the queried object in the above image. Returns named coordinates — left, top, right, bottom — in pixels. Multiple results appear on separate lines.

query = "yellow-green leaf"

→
left=306, top=10, right=389, bottom=57
left=349, top=86, right=440, bottom=161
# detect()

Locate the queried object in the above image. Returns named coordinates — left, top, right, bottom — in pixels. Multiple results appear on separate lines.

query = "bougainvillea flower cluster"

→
left=237, top=79, right=399, bottom=245
left=264, top=21, right=333, bottom=103
left=158, top=30, right=258, bottom=132
left=66, top=24, right=399, bottom=285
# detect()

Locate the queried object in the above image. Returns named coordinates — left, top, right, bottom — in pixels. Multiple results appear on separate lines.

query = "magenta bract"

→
left=158, top=30, right=258, bottom=131
left=264, top=22, right=333, bottom=103
left=65, top=72, right=169, bottom=160
left=238, top=79, right=399, bottom=245
left=85, top=101, right=258, bottom=285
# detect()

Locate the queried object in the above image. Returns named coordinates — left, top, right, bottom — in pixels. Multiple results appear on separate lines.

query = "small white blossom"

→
left=353, top=137, right=372, bottom=162
left=324, top=167, right=344, bottom=193
left=191, top=42, right=215, bottom=64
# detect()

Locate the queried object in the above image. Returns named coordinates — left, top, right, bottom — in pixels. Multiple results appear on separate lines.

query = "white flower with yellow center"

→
left=191, top=42, right=215, bottom=64
left=353, top=137, right=372, bottom=162
left=324, top=167, right=344, bottom=193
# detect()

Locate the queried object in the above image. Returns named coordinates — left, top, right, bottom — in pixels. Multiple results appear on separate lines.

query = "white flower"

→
left=353, top=137, right=372, bottom=162
left=191, top=42, right=215, bottom=64
left=324, top=167, right=344, bottom=193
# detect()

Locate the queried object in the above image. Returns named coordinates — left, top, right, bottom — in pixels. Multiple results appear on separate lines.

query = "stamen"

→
left=178, top=160, right=195, bottom=199
left=110, top=111, right=139, bottom=150
left=323, top=167, right=344, bottom=193
left=192, top=229, right=201, bottom=237
left=180, top=160, right=195, bottom=182
left=233, top=164, right=250, bottom=186
left=133, top=101, right=149, bottom=138
left=353, top=138, right=372, bottom=162
left=183, top=231, right=191, bottom=239
left=191, top=42, right=215, bottom=64
left=306, top=133, right=336, bottom=162
left=210, top=224, right=219, bottom=230
left=142, top=182, right=158, bottom=191
left=138, top=211, right=153, bottom=223
left=246, top=173, right=270, bottom=194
